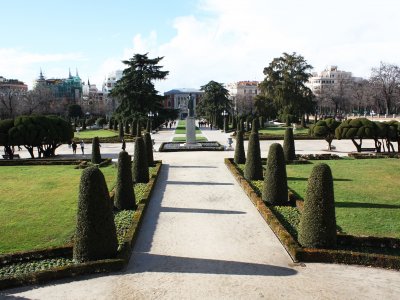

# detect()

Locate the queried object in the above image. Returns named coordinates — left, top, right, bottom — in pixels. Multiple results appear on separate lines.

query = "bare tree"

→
left=370, top=62, right=400, bottom=115
left=349, top=79, right=375, bottom=114
left=18, top=86, right=54, bottom=115
left=0, top=89, right=23, bottom=118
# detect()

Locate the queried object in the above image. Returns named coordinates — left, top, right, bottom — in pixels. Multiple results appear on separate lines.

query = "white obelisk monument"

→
left=185, top=93, right=196, bottom=145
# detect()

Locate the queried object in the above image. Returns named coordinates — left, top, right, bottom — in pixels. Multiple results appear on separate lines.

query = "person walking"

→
left=121, top=139, right=126, bottom=151
left=80, top=140, right=85, bottom=155
left=72, top=141, right=77, bottom=154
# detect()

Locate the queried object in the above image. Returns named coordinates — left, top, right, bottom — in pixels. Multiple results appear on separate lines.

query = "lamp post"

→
left=221, top=110, right=228, bottom=132
left=147, top=111, right=154, bottom=133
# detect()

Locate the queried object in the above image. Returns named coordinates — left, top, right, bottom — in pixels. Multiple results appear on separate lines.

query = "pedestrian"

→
left=121, top=139, right=126, bottom=151
left=72, top=141, right=77, bottom=154
left=80, top=140, right=85, bottom=155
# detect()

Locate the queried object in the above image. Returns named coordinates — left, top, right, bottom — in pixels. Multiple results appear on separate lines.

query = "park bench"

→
left=2, top=154, right=20, bottom=159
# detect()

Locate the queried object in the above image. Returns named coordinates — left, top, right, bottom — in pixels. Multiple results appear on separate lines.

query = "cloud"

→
left=0, top=48, right=84, bottom=88
left=97, top=0, right=400, bottom=93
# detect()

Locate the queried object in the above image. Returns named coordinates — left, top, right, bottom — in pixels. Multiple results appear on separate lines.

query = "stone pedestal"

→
left=186, top=117, right=196, bottom=145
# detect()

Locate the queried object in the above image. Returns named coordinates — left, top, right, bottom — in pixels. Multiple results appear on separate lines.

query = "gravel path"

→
left=2, top=125, right=400, bottom=299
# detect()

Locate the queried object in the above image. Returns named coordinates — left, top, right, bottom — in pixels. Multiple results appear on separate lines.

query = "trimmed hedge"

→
left=262, top=143, right=288, bottom=205
left=234, top=130, right=246, bottom=164
left=225, top=158, right=400, bottom=269
left=114, top=151, right=137, bottom=210
left=73, top=166, right=118, bottom=262
left=298, top=163, right=337, bottom=248
left=91, top=137, right=102, bottom=164
left=244, top=131, right=263, bottom=180
left=283, top=128, right=296, bottom=161
left=0, top=162, right=163, bottom=290
left=132, top=137, right=149, bottom=183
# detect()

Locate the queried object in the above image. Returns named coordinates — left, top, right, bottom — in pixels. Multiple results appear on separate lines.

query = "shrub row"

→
left=225, top=158, right=400, bottom=269
left=0, top=161, right=162, bottom=290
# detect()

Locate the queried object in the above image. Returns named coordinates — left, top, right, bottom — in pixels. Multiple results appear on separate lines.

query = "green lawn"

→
left=259, top=127, right=309, bottom=135
left=0, top=165, right=119, bottom=254
left=240, top=159, right=400, bottom=238
left=172, top=136, right=208, bottom=142
left=74, top=129, right=117, bottom=139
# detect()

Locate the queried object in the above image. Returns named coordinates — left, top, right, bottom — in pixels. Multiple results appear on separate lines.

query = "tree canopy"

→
left=259, top=52, right=314, bottom=120
left=197, top=80, right=232, bottom=125
left=111, top=53, right=169, bottom=119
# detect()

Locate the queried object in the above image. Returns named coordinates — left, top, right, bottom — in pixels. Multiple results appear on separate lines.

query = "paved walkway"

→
left=2, top=125, right=400, bottom=299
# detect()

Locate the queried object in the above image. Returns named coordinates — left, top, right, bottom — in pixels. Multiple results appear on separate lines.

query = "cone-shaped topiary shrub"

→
left=234, top=130, right=246, bottom=164
left=114, top=151, right=137, bottom=210
left=251, top=118, right=259, bottom=133
left=73, top=166, right=118, bottom=262
left=91, top=136, right=102, bottom=164
left=262, top=143, right=288, bottom=205
left=298, top=163, right=337, bottom=248
left=118, top=122, right=124, bottom=139
left=143, top=132, right=154, bottom=166
left=146, top=119, right=151, bottom=132
left=131, top=119, right=137, bottom=137
left=132, top=137, right=149, bottom=183
left=259, top=116, right=264, bottom=129
left=244, top=130, right=263, bottom=180
left=137, top=121, right=142, bottom=137
left=283, top=127, right=296, bottom=161
left=124, top=121, right=130, bottom=134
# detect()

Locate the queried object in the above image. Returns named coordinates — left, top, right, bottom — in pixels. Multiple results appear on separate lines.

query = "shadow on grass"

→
left=336, top=202, right=400, bottom=209
left=288, top=177, right=352, bottom=182
left=131, top=253, right=297, bottom=276
left=160, top=206, right=246, bottom=214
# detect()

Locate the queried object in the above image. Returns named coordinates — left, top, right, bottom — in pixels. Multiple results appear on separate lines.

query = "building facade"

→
left=0, top=76, right=28, bottom=92
left=102, top=70, right=123, bottom=93
left=226, top=81, right=260, bottom=115
left=163, top=88, right=203, bottom=119
left=307, top=65, right=362, bottom=93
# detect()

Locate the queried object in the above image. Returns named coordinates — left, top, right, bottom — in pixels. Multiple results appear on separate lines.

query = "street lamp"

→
left=221, top=110, right=228, bottom=132
left=147, top=111, right=158, bottom=132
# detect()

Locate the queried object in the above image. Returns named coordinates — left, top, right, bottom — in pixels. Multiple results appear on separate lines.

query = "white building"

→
left=226, top=81, right=260, bottom=115
left=102, top=70, right=123, bottom=93
left=307, top=66, right=362, bottom=93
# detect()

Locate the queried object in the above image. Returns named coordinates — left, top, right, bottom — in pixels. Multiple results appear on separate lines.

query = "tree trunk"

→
left=351, top=138, right=362, bottom=152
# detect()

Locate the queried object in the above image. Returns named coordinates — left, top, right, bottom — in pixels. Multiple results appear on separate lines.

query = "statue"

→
left=188, top=93, right=194, bottom=117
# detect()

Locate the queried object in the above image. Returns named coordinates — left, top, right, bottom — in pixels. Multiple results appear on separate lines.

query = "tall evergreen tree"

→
left=197, top=81, right=232, bottom=122
left=111, top=53, right=169, bottom=119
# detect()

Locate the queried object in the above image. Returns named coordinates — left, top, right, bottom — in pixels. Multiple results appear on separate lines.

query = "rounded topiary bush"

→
left=143, top=132, right=154, bottom=166
left=262, top=143, right=288, bottom=205
left=114, top=151, right=137, bottom=210
left=132, top=136, right=149, bottom=183
left=91, top=136, right=102, bottom=164
left=244, top=131, right=263, bottom=180
left=234, top=130, right=246, bottom=164
left=283, top=127, right=296, bottom=161
left=298, top=163, right=337, bottom=248
left=118, top=122, right=124, bottom=139
left=73, top=166, right=118, bottom=262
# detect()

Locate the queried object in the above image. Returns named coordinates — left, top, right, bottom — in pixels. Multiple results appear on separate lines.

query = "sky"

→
left=1, top=0, right=400, bottom=92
